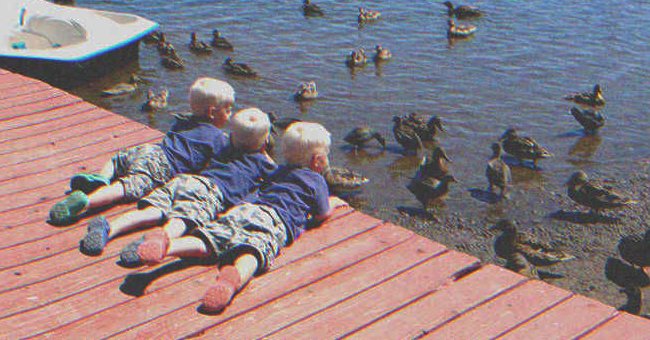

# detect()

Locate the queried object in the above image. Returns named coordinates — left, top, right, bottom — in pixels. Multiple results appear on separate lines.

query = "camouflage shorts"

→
left=139, top=174, right=225, bottom=228
left=111, top=143, right=173, bottom=201
left=194, top=203, right=287, bottom=274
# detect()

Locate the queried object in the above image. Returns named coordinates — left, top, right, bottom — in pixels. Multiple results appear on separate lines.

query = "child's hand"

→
left=328, top=196, right=349, bottom=209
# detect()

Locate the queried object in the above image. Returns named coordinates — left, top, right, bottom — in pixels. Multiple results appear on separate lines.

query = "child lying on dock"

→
left=79, top=108, right=277, bottom=258
left=49, top=77, right=235, bottom=226
left=132, top=122, right=346, bottom=312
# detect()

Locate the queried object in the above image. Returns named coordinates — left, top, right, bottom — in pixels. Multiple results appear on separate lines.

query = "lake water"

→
left=69, top=0, right=650, bottom=307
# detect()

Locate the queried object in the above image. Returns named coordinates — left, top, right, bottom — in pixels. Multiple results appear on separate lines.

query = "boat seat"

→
left=17, top=15, right=87, bottom=49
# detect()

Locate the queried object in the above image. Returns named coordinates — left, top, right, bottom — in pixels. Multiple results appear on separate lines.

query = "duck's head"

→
left=443, top=1, right=454, bottom=9
left=392, top=115, right=402, bottom=124
left=432, top=146, right=452, bottom=162
left=490, top=219, right=517, bottom=232
left=427, top=116, right=445, bottom=133
left=358, top=7, right=365, bottom=13
left=594, top=84, right=604, bottom=99
left=225, top=56, right=234, bottom=64
left=447, top=19, right=456, bottom=28
left=490, top=142, right=503, bottom=157
left=212, top=29, right=221, bottom=37
left=160, top=89, right=169, bottom=98
left=566, top=170, right=589, bottom=187
left=440, top=174, right=458, bottom=184
left=500, top=128, right=518, bottom=141
left=375, top=45, right=383, bottom=52
left=129, top=74, right=142, bottom=84
left=304, top=0, right=310, bottom=4
left=190, top=32, right=197, bottom=41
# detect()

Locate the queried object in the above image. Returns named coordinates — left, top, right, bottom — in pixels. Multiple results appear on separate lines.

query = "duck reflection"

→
left=569, top=134, right=602, bottom=160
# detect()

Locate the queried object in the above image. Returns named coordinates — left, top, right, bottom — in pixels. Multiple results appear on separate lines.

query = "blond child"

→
left=50, top=78, right=235, bottom=225
left=80, top=108, right=277, bottom=260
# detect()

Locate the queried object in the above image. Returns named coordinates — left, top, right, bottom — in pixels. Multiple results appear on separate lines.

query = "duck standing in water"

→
left=443, top=1, right=483, bottom=19
left=223, top=57, right=257, bottom=77
left=211, top=30, right=234, bottom=50
left=344, top=127, right=386, bottom=150
left=294, top=81, right=318, bottom=101
left=566, top=170, right=638, bottom=215
left=358, top=7, right=381, bottom=23
left=346, top=48, right=368, bottom=67
left=393, top=115, right=423, bottom=152
left=373, top=45, right=392, bottom=61
left=564, top=84, right=605, bottom=107
left=486, top=142, right=511, bottom=199
left=417, top=146, right=452, bottom=180
left=188, top=32, right=212, bottom=54
left=500, top=128, right=553, bottom=169
left=407, top=174, right=458, bottom=209
left=447, top=18, right=477, bottom=38
left=323, top=166, right=369, bottom=194
left=303, top=0, right=324, bottom=17
left=570, top=107, right=605, bottom=135
left=101, top=74, right=142, bottom=97
left=491, top=219, right=575, bottom=279
left=141, top=89, right=169, bottom=112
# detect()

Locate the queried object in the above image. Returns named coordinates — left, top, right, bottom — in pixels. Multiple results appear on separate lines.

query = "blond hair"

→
left=189, top=77, right=235, bottom=117
left=282, top=122, right=331, bottom=167
left=230, top=108, right=271, bottom=151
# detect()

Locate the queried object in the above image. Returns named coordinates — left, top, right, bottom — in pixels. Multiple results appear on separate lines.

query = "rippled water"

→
left=68, top=0, right=650, bottom=305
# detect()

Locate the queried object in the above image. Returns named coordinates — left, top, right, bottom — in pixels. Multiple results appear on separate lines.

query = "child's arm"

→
left=313, top=196, right=348, bottom=222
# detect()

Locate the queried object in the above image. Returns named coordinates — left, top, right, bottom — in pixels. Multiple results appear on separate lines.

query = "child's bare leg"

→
left=108, top=206, right=164, bottom=239
left=86, top=182, right=126, bottom=210
left=99, top=160, right=115, bottom=179
left=202, top=251, right=259, bottom=313
left=162, top=218, right=190, bottom=239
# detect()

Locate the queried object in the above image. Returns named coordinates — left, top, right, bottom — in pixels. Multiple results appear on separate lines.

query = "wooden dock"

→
left=1, top=68, right=649, bottom=339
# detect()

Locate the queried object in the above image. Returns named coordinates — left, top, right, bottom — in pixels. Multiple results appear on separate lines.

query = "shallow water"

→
left=68, top=0, right=650, bottom=307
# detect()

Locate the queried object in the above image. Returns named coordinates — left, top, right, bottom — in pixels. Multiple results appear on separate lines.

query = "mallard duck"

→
left=101, top=74, right=142, bottom=97
left=443, top=1, right=483, bottom=19
left=161, top=54, right=185, bottom=70
left=564, top=84, right=605, bottom=107
left=344, top=127, right=386, bottom=149
left=345, top=48, right=368, bottom=68
left=486, top=143, right=511, bottom=198
left=393, top=115, right=423, bottom=152
left=143, top=30, right=165, bottom=45
left=407, top=174, right=457, bottom=207
left=358, top=7, right=381, bottom=23
left=223, top=57, right=257, bottom=77
left=211, top=30, right=234, bottom=50
left=157, top=40, right=176, bottom=57
left=323, top=166, right=369, bottom=193
left=618, top=231, right=650, bottom=271
left=500, top=128, right=553, bottom=169
left=373, top=45, right=392, bottom=61
left=401, top=113, right=444, bottom=142
left=570, top=107, right=605, bottom=135
left=294, top=81, right=318, bottom=101
left=141, top=89, right=169, bottom=112
left=566, top=170, right=638, bottom=214
left=189, top=32, right=212, bottom=54
left=447, top=18, right=477, bottom=38
left=416, top=146, right=452, bottom=181
left=491, top=219, right=575, bottom=278
left=426, top=115, right=445, bottom=140
left=303, top=0, right=324, bottom=17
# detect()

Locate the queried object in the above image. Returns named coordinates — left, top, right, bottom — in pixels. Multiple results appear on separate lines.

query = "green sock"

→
left=70, top=173, right=110, bottom=194
left=49, top=191, right=89, bottom=225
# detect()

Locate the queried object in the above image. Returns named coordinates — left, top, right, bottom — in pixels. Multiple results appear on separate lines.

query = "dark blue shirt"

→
left=161, top=114, right=229, bottom=176
left=200, top=145, right=278, bottom=208
left=248, top=165, right=330, bottom=244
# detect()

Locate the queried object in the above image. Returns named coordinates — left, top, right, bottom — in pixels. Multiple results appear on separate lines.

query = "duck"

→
left=618, top=230, right=650, bottom=271
left=294, top=81, right=318, bottom=101
left=211, top=30, right=234, bottom=50
left=141, top=89, right=169, bottom=112
left=223, top=57, right=257, bottom=77
left=393, top=115, right=423, bottom=152
left=143, top=30, right=165, bottom=45
left=564, top=84, right=605, bottom=107
left=566, top=170, right=638, bottom=214
left=344, top=127, right=386, bottom=149
left=189, top=32, right=212, bottom=54
left=402, top=113, right=444, bottom=142
left=443, top=1, right=483, bottom=19
left=101, top=74, right=142, bottom=97
left=358, top=7, right=381, bottom=23
left=486, top=143, right=511, bottom=199
left=161, top=54, right=185, bottom=70
left=416, top=146, right=452, bottom=181
left=303, top=0, right=324, bottom=17
left=346, top=48, right=368, bottom=68
left=407, top=174, right=457, bottom=208
left=447, top=18, right=477, bottom=38
left=373, top=45, right=392, bottom=61
left=491, top=219, right=575, bottom=279
left=266, top=112, right=302, bottom=155
left=426, top=115, right=445, bottom=140
left=570, top=107, right=605, bottom=135
left=157, top=40, right=176, bottom=57
left=323, top=166, right=369, bottom=194
left=500, top=128, right=553, bottom=169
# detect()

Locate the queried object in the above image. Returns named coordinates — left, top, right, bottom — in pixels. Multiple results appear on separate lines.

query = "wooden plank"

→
left=0, top=73, right=38, bottom=91
left=581, top=313, right=650, bottom=339
left=0, top=119, right=139, bottom=166
left=0, top=82, right=51, bottom=100
left=498, top=295, right=617, bottom=340
left=32, top=214, right=396, bottom=338
left=0, top=101, right=96, bottom=134
left=421, top=280, right=573, bottom=339
left=0, top=179, right=68, bottom=215
left=346, top=265, right=527, bottom=340
left=0, top=94, right=82, bottom=124
left=0, top=131, right=161, bottom=196
left=0, top=108, right=115, bottom=153
left=111, top=217, right=398, bottom=339
left=0, top=88, right=67, bottom=111
left=265, top=248, right=478, bottom=339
